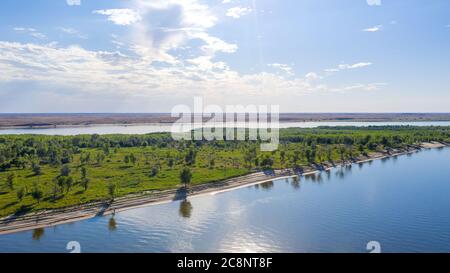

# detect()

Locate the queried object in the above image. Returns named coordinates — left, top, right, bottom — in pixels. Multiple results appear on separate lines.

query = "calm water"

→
left=1, top=147, right=450, bottom=253
left=1, top=121, right=450, bottom=135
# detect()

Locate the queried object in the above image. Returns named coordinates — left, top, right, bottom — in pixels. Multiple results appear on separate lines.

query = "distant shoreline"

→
left=2, top=120, right=450, bottom=131
left=0, top=142, right=447, bottom=236
left=2, top=113, right=450, bottom=128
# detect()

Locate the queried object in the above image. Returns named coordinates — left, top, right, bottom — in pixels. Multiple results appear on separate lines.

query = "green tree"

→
left=280, top=150, right=286, bottom=168
left=244, top=147, right=257, bottom=169
left=129, top=153, right=137, bottom=165
left=108, top=183, right=116, bottom=200
left=16, top=187, right=25, bottom=202
left=65, top=176, right=74, bottom=193
left=80, top=178, right=90, bottom=191
left=326, top=146, right=333, bottom=163
left=80, top=166, right=87, bottom=179
left=180, top=168, right=192, bottom=189
left=32, top=163, right=42, bottom=176
left=60, top=164, right=71, bottom=177
left=6, top=172, right=16, bottom=190
left=51, top=181, right=62, bottom=201
left=184, top=149, right=197, bottom=166
left=339, top=146, right=346, bottom=162
left=31, top=183, right=43, bottom=204
left=260, top=157, right=274, bottom=169
left=150, top=166, right=159, bottom=177
left=167, top=158, right=175, bottom=169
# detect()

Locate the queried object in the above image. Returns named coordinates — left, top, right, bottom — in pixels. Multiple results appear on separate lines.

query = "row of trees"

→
left=2, top=126, right=448, bottom=172
left=6, top=163, right=193, bottom=205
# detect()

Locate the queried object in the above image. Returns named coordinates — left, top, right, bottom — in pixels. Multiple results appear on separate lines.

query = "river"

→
left=1, top=121, right=450, bottom=135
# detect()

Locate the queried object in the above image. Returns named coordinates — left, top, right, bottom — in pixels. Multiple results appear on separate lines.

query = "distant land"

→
left=1, top=113, right=450, bottom=128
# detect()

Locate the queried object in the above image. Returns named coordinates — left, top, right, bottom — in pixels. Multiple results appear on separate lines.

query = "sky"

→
left=0, top=0, right=449, bottom=113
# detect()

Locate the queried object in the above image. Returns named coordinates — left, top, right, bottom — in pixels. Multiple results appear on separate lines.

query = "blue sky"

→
left=0, top=0, right=449, bottom=113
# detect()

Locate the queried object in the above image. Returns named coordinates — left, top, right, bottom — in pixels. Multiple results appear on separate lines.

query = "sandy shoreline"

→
left=0, top=142, right=447, bottom=236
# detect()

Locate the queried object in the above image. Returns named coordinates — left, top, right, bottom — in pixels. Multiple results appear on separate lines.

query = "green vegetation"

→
left=0, top=126, right=449, bottom=217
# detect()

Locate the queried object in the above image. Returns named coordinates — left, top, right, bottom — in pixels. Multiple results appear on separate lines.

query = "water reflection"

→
left=179, top=200, right=193, bottom=218
left=259, top=181, right=274, bottom=191
left=358, top=162, right=364, bottom=170
left=325, top=170, right=331, bottom=181
left=32, top=228, right=45, bottom=241
left=392, top=155, right=398, bottom=164
left=108, top=217, right=117, bottom=231
left=306, top=172, right=324, bottom=184
left=290, top=176, right=301, bottom=190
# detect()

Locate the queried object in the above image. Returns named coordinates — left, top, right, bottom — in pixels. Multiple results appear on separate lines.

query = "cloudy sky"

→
left=0, top=0, right=449, bottom=113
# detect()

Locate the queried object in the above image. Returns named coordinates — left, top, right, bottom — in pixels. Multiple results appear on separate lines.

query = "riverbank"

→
left=0, top=142, right=447, bottom=235
left=2, top=113, right=450, bottom=128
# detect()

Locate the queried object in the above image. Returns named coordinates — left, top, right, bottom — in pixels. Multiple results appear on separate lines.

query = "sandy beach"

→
left=0, top=142, right=447, bottom=236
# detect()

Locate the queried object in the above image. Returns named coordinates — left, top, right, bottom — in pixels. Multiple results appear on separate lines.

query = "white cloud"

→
left=0, top=42, right=380, bottom=103
left=93, top=9, right=142, bottom=26
left=305, top=72, right=319, bottom=80
left=13, top=27, right=46, bottom=39
left=268, top=63, right=294, bottom=75
left=0, top=0, right=384, bottom=108
left=324, top=68, right=340, bottom=73
left=338, top=62, right=373, bottom=69
left=363, top=25, right=382, bottom=32
left=127, top=0, right=232, bottom=64
left=366, top=0, right=381, bottom=6
left=193, top=32, right=238, bottom=54
left=226, top=7, right=252, bottom=19
left=58, top=27, right=87, bottom=39
left=331, top=83, right=386, bottom=93
left=324, top=62, right=372, bottom=73
left=66, top=0, right=81, bottom=6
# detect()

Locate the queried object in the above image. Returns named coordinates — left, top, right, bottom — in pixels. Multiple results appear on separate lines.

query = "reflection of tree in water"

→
left=336, top=167, right=345, bottom=179
left=290, top=176, right=300, bottom=190
left=179, top=200, right=193, bottom=218
left=32, top=228, right=45, bottom=241
left=325, top=170, right=331, bottom=181
left=259, top=181, right=274, bottom=191
left=335, top=164, right=353, bottom=179
left=305, top=173, right=322, bottom=183
left=358, top=162, right=364, bottom=170
left=108, top=217, right=117, bottom=231
left=304, top=173, right=313, bottom=182
left=316, top=173, right=323, bottom=184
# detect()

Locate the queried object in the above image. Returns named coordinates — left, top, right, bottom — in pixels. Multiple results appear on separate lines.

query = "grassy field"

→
left=0, top=126, right=449, bottom=218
